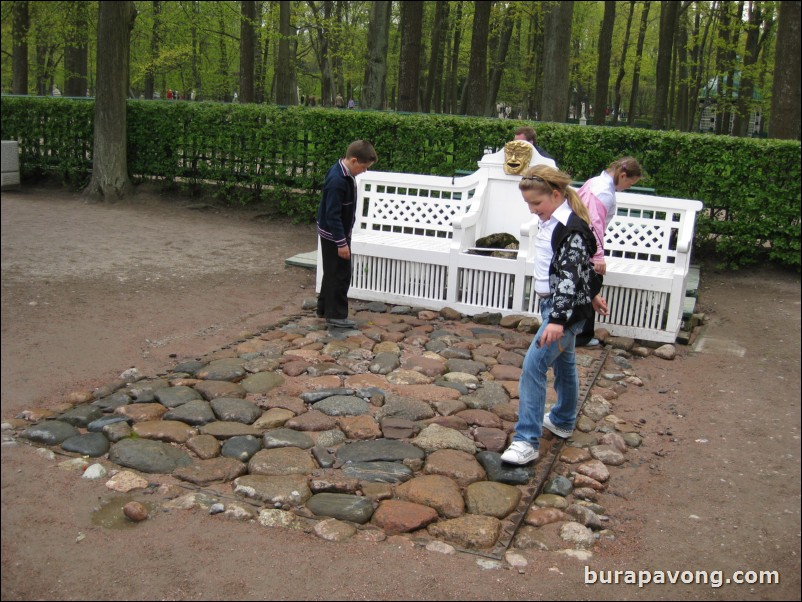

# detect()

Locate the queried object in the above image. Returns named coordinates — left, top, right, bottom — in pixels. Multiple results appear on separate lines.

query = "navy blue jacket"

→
left=316, top=160, right=356, bottom=248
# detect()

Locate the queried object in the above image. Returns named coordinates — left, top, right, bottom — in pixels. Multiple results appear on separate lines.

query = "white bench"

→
left=315, top=149, right=703, bottom=343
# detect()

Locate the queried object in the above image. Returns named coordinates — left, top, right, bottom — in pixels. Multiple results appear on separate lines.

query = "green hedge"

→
left=2, top=96, right=799, bottom=268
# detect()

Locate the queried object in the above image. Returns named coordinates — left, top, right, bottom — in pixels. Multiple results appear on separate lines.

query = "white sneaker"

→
left=500, top=441, right=538, bottom=465
left=543, top=414, right=573, bottom=439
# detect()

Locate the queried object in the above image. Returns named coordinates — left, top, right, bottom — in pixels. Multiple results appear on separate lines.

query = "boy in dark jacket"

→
left=316, top=140, right=377, bottom=328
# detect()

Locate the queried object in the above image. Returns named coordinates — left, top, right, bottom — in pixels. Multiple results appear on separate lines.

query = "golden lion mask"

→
left=503, top=140, right=534, bottom=175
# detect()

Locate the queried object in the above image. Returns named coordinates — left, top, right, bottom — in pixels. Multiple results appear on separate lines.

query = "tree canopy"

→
left=1, top=1, right=798, bottom=138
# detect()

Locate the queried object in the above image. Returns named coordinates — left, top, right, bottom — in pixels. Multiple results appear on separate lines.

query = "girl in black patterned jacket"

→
left=501, top=165, right=609, bottom=465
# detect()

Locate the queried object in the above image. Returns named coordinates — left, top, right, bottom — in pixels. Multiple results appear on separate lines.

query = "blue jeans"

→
left=513, top=297, right=585, bottom=449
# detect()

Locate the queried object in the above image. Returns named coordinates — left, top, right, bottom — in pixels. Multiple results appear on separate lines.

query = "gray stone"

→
left=86, top=415, right=129, bottom=432
left=312, top=446, right=336, bottom=468
left=566, top=504, right=603, bottom=530
left=476, top=451, right=535, bottom=485
left=340, top=461, right=414, bottom=483
left=221, top=435, right=262, bottom=461
left=241, top=371, right=285, bottom=394
left=164, top=400, right=216, bottom=425
left=300, top=388, right=355, bottom=403
left=57, top=405, right=103, bottom=428
left=173, top=360, right=204, bottom=375
left=412, top=424, right=476, bottom=454
left=544, top=475, right=573, bottom=497
left=91, top=391, right=132, bottom=413
left=61, top=432, right=110, bottom=457
left=307, top=493, right=375, bottom=524
left=560, top=522, right=596, bottom=548
left=336, top=439, right=425, bottom=463
left=20, top=420, right=80, bottom=445
left=155, top=386, right=202, bottom=408
left=461, top=381, right=509, bottom=409
left=313, top=395, right=371, bottom=417
left=108, top=438, right=192, bottom=473
left=262, top=428, right=315, bottom=449
left=589, top=445, right=626, bottom=466
left=370, top=353, right=401, bottom=375
left=445, top=359, right=487, bottom=376
left=196, top=358, right=246, bottom=381
left=210, top=397, right=262, bottom=424
left=377, top=396, right=435, bottom=421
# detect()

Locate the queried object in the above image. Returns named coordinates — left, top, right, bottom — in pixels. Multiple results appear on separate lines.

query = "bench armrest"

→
left=675, top=225, right=695, bottom=253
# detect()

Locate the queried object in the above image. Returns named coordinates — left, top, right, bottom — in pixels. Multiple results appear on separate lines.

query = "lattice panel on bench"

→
left=351, top=254, right=448, bottom=302
left=457, top=267, right=516, bottom=310
left=359, top=183, right=476, bottom=238
left=605, top=209, right=681, bottom=264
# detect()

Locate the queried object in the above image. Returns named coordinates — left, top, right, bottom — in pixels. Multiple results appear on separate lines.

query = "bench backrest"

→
left=354, top=170, right=483, bottom=239
left=606, top=192, right=704, bottom=265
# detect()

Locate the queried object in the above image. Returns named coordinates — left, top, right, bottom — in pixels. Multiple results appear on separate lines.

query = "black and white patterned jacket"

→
left=548, top=213, right=602, bottom=328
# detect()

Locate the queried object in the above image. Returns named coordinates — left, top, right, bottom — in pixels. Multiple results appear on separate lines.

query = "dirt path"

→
left=1, top=187, right=799, bottom=601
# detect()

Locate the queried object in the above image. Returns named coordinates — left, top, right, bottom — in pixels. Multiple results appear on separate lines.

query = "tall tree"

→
left=733, top=1, right=774, bottom=137
left=769, top=0, right=801, bottom=139
left=83, top=1, right=137, bottom=200
left=64, top=1, right=89, bottom=97
left=239, top=0, right=255, bottom=103
left=627, top=0, right=651, bottom=125
left=485, top=2, right=516, bottom=117
left=362, top=0, right=391, bottom=110
left=143, top=0, right=160, bottom=100
left=397, top=0, right=423, bottom=112
left=275, top=0, right=297, bottom=104
left=593, top=1, right=616, bottom=125
left=12, top=1, right=29, bottom=95
left=541, top=1, right=573, bottom=122
left=444, top=1, right=464, bottom=114
left=612, top=1, right=635, bottom=125
left=423, top=0, right=448, bottom=113
left=460, top=0, right=491, bottom=116
left=653, top=0, right=679, bottom=129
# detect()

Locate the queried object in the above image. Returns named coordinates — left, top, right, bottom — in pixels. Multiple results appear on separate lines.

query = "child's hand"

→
left=592, top=294, right=608, bottom=316
left=338, top=245, right=351, bottom=260
left=538, top=323, right=564, bottom=347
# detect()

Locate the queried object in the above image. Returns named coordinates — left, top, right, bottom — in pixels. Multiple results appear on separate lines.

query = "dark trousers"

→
left=576, top=274, right=603, bottom=346
left=317, top=237, right=351, bottom=320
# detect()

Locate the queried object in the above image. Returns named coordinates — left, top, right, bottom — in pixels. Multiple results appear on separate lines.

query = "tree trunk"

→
left=397, top=1, right=423, bottom=112
left=144, top=0, right=160, bottom=99
left=593, top=1, right=616, bottom=125
left=612, top=1, right=635, bottom=126
left=485, top=3, right=515, bottom=117
left=308, top=0, right=335, bottom=106
left=733, top=1, right=774, bottom=137
left=12, top=1, right=29, bottom=95
left=653, top=0, right=679, bottom=130
left=423, top=0, right=448, bottom=113
left=769, top=0, right=801, bottom=139
left=540, top=1, right=573, bottom=123
left=362, top=0, right=391, bottom=110
left=239, top=0, right=255, bottom=103
left=675, top=12, right=689, bottom=131
left=460, top=0, right=491, bottom=116
left=218, top=7, right=231, bottom=101
left=275, top=0, right=297, bottom=105
left=64, top=1, right=90, bottom=97
left=627, top=0, right=650, bottom=126
left=445, top=1, right=463, bottom=114
left=431, top=1, right=450, bottom=113
left=83, top=1, right=137, bottom=201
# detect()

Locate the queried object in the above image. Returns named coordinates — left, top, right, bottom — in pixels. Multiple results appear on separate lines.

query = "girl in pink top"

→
left=576, top=157, right=642, bottom=346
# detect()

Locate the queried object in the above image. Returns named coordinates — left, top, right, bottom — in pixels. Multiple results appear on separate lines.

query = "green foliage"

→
left=2, top=96, right=799, bottom=269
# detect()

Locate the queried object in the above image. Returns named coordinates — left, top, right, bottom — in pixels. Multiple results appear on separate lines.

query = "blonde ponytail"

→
left=519, top=164, right=591, bottom=225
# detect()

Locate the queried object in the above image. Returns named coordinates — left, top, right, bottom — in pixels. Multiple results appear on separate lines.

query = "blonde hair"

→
left=519, top=165, right=591, bottom=225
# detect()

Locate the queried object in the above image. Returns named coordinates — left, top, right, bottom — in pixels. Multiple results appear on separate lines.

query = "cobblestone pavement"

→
left=4, top=301, right=664, bottom=559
